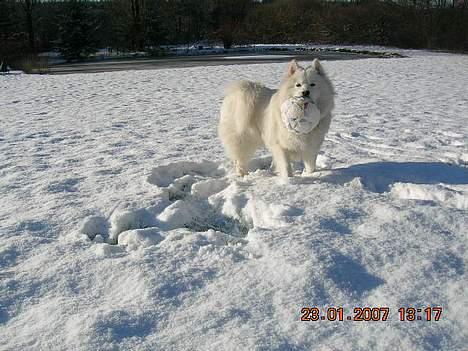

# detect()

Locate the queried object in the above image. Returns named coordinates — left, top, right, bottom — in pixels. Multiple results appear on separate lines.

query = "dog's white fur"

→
left=218, top=59, right=335, bottom=178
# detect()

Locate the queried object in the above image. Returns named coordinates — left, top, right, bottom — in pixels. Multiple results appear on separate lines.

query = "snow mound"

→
left=80, top=216, right=109, bottom=240
left=157, top=200, right=197, bottom=230
left=109, top=208, right=158, bottom=244
left=191, top=178, right=229, bottom=198
left=209, top=183, right=303, bottom=229
left=81, top=158, right=308, bottom=248
left=118, top=228, right=165, bottom=250
left=390, top=183, right=468, bottom=210
left=147, top=160, right=223, bottom=187
left=320, top=161, right=468, bottom=193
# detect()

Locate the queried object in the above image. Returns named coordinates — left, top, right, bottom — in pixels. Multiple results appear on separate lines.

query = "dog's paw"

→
left=235, top=164, right=248, bottom=177
left=302, top=169, right=315, bottom=177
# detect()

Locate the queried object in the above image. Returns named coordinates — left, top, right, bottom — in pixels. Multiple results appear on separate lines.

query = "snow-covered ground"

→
left=1, top=51, right=467, bottom=350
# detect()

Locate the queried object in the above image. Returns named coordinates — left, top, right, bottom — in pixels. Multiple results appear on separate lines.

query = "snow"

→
left=1, top=51, right=468, bottom=350
left=223, top=55, right=296, bottom=59
left=390, top=183, right=468, bottom=210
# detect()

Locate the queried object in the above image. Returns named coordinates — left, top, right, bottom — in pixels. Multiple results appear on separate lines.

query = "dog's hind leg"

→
left=221, top=132, right=258, bottom=177
left=233, top=138, right=258, bottom=176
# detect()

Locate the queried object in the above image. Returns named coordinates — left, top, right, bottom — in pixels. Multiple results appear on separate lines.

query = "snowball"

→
left=281, top=97, right=321, bottom=134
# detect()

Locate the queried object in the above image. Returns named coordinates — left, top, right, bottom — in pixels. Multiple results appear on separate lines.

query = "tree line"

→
left=1, top=0, right=467, bottom=67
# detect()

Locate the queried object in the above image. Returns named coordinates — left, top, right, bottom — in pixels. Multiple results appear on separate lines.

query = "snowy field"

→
left=1, top=52, right=468, bottom=350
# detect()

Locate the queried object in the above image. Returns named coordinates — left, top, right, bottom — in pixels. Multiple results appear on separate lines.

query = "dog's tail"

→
left=220, top=80, right=264, bottom=134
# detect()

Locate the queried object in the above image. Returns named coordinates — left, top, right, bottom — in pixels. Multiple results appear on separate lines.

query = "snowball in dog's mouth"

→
left=281, top=97, right=321, bottom=134
left=293, top=96, right=315, bottom=112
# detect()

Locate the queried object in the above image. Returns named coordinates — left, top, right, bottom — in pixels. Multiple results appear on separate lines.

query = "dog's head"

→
left=280, top=59, right=335, bottom=117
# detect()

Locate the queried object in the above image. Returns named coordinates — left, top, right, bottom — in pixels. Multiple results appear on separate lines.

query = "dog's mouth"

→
left=294, top=96, right=315, bottom=110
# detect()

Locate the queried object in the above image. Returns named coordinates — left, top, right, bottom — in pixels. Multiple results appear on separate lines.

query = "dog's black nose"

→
left=302, top=90, right=310, bottom=97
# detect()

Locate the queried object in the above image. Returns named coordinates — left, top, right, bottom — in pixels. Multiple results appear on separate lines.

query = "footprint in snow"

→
left=46, top=177, right=82, bottom=193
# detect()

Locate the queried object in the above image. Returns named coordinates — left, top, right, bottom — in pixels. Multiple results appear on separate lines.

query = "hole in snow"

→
left=185, top=212, right=250, bottom=238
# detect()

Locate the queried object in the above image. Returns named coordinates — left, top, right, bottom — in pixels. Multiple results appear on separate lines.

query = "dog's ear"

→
left=310, top=58, right=324, bottom=75
left=287, top=59, right=302, bottom=77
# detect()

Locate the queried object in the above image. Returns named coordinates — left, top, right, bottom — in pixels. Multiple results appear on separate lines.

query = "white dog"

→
left=218, top=59, right=335, bottom=178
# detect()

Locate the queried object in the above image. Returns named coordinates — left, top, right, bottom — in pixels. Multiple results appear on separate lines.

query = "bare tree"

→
left=110, top=0, right=146, bottom=51
left=210, top=0, right=252, bottom=48
left=130, top=0, right=144, bottom=50
left=19, top=0, right=36, bottom=53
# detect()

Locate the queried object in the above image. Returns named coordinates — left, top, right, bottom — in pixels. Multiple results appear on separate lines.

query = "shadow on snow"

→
left=320, top=161, right=468, bottom=193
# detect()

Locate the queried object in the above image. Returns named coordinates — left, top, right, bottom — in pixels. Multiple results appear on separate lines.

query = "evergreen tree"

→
left=57, top=0, right=99, bottom=61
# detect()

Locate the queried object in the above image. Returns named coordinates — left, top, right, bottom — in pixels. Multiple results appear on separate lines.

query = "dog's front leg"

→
left=235, top=161, right=248, bottom=177
left=272, top=145, right=292, bottom=177
left=303, top=153, right=318, bottom=175
left=303, top=114, right=332, bottom=175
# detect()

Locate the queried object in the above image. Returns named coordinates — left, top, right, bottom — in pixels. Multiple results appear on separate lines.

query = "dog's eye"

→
left=310, top=83, right=316, bottom=87
left=295, top=83, right=302, bottom=87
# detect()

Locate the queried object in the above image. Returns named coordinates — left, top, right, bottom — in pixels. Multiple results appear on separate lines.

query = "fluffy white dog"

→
left=218, top=59, right=335, bottom=178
